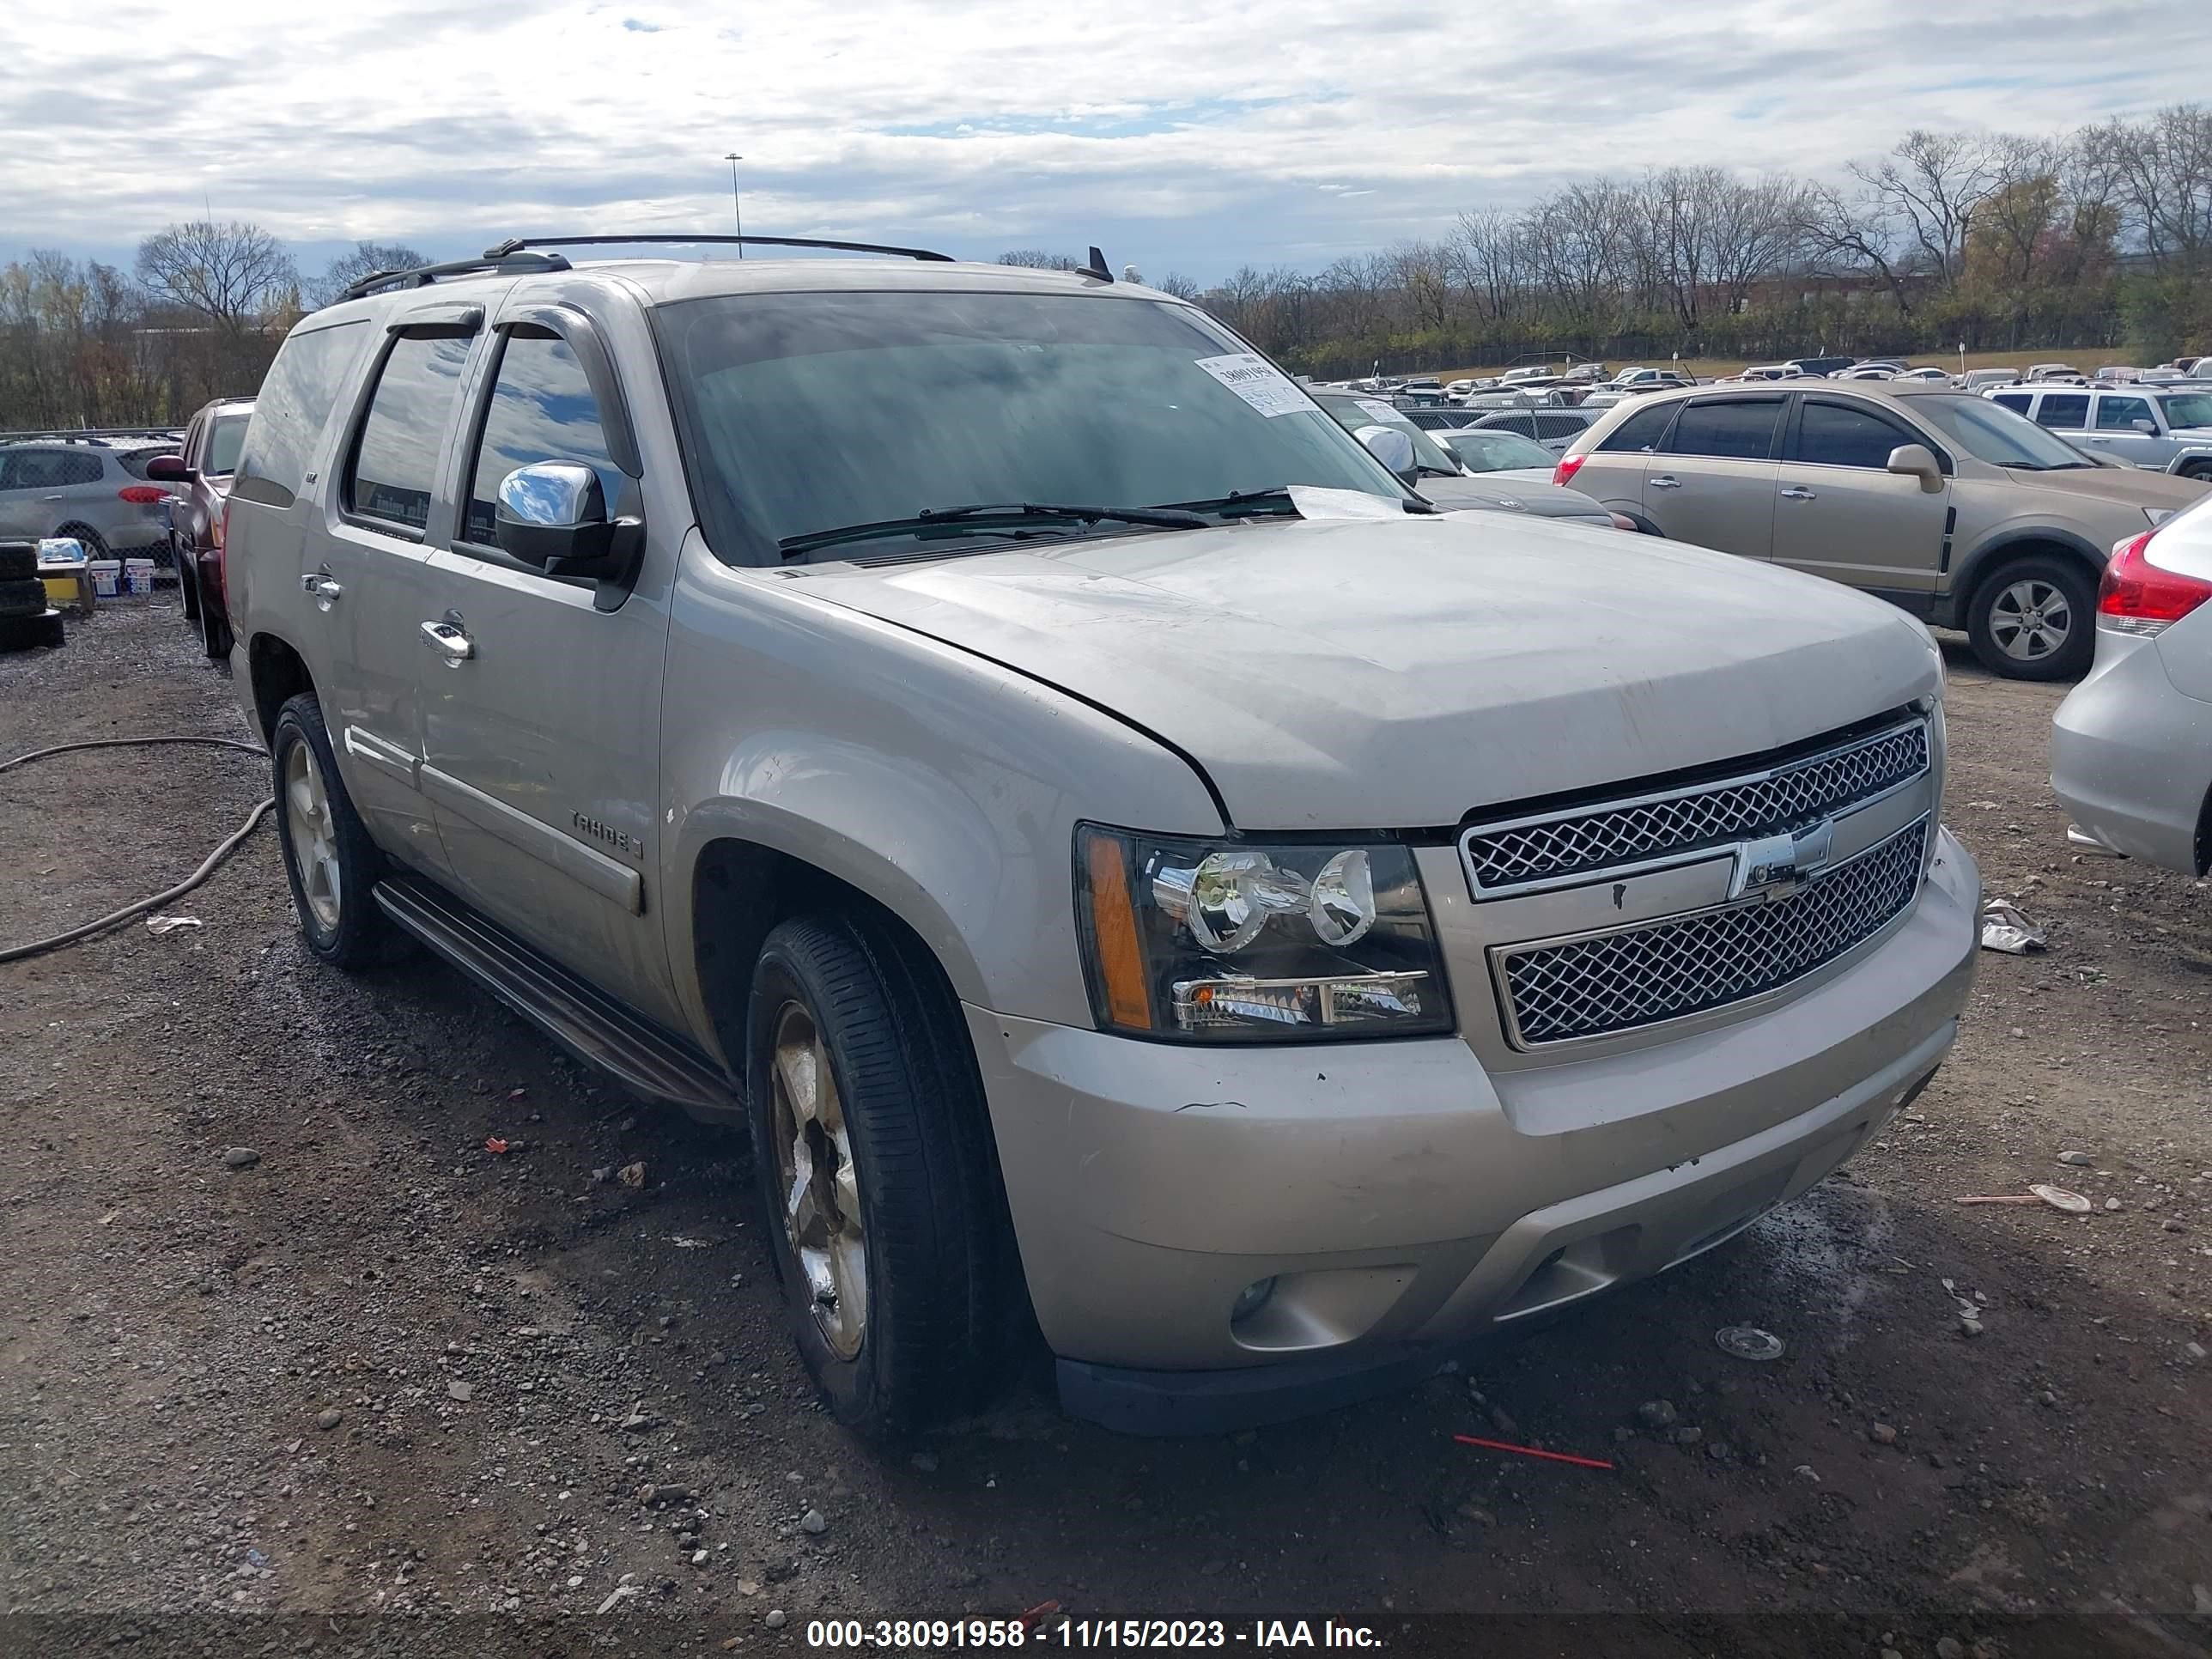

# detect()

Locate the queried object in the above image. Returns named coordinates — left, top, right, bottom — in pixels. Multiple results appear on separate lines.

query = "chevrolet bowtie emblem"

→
left=1730, top=819, right=1835, bottom=902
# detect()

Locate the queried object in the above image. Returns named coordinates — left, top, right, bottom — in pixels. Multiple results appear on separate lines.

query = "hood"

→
left=794, top=515, right=1939, bottom=830
left=1419, top=473, right=1609, bottom=520
left=2000, top=464, right=2205, bottom=509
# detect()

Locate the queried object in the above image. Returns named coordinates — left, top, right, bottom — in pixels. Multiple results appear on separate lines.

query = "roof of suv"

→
left=316, top=254, right=1175, bottom=325
left=1594, top=380, right=1962, bottom=416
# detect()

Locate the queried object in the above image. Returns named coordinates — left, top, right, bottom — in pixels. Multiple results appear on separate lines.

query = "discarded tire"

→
left=0, top=608, right=65, bottom=652
left=0, top=541, right=36, bottom=583
left=0, top=577, right=52, bottom=617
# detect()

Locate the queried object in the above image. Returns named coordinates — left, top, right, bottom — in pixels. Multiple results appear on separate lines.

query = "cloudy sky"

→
left=5, top=0, right=2208, bottom=285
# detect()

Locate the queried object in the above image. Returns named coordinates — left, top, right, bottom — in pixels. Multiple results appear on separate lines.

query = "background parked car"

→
left=1784, top=356, right=1856, bottom=378
left=1984, top=383, right=2212, bottom=479
left=1556, top=380, right=2208, bottom=678
left=1957, top=368, right=2021, bottom=393
left=1437, top=427, right=1559, bottom=480
left=1310, top=390, right=1624, bottom=526
left=2051, top=491, right=2212, bottom=869
left=1465, top=406, right=1601, bottom=453
left=1893, top=366, right=1955, bottom=383
left=0, top=434, right=180, bottom=559
left=144, top=396, right=252, bottom=659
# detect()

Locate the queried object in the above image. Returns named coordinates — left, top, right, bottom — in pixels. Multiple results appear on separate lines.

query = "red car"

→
left=146, top=396, right=252, bottom=658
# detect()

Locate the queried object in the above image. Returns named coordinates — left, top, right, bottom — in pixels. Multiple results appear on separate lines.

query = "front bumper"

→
left=2051, top=629, right=2211, bottom=873
left=969, top=829, right=1978, bottom=1431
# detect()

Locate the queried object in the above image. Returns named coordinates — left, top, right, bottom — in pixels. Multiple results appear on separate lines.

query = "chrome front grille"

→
left=1495, top=817, right=1929, bottom=1046
left=1462, top=720, right=1929, bottom=896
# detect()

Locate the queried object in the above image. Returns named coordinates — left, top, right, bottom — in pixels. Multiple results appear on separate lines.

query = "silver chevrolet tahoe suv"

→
left=226, top=235, right=1980, bottom=1439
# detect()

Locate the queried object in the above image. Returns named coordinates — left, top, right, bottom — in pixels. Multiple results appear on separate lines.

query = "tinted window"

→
left=0, top=449, right=100, bottom=489
left=462, top=331, right=622, bottom=546
left=345, top=332, right=472, bottom=532
left=1668, top=398, right=1781, bottom=459
left=1535, top=414, right=1587, bottom=441
left=234, top=321, right=367, bottom=507
left=2035, top=394, right=2090, bottom=429
left=1796, top=401, right=1911, bottom=470
left=1596, top=404, right=1674, bottom=452
left=1990, top=392, right=2032, bottom=414
left=2095, top=396, right=2154, bottom=431
left=659, top=292, right=1403, bottom=565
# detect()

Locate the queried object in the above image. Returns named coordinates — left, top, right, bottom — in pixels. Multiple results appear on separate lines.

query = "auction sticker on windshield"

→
left=1354, top=398, right=1401, bottom=423
left=1194, top=352, right=1311, bottom=418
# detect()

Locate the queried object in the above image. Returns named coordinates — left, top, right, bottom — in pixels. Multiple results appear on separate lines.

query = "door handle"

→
left=1779, top=487, right=1817, bottom=501
left=419, top=619, right=474, bottom=665
left=1650, top=474, right=1682, bottom=489
left=301, top=573, right=343, bottom=610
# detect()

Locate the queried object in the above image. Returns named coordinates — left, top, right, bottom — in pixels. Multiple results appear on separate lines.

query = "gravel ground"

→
left=2, top=599, right=2208, bottom=1659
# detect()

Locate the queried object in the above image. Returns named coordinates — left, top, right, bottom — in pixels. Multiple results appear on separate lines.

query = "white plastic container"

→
left=124, top=556, right=155, bottom=598
left=88, top=559, right=121, bottom=598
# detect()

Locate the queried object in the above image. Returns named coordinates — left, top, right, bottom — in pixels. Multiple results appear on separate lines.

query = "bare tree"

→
left=1153, top=270, right=1202, bottom=300
left=135, top=220, right=298, bottom=337
left=313, top=240, right=434, bottom=307
left=1851, top=130, right=2002, bottom=288
left=994, top=249, right=1079, bottom=270
left=1796, top=180, right=1918, bottom=317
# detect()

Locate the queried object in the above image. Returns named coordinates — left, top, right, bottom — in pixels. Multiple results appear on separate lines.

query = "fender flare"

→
left=1950, top=526, right=2106, bottom=620
left=2165, top=447, right=2212, bottom=476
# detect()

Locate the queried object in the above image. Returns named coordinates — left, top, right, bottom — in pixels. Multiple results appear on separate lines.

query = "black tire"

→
left=2181, top=459, right=2212, bottom=483
left=204, top=599, right=233, bottom=660
left=1966, top=555, right=2095, bottom=681
left=0, top=542, right=35, bottom=582
left=270, top=693, right=398, bottom=969
left=53, top=523, right=108, bottom=561
left=0, top=577, right=46, bottom=617
left=744, top=912, right=1010, bottom=1441
left=175, top=540, right=201, bottom=622
left=0, top=609, right=64, bottom=652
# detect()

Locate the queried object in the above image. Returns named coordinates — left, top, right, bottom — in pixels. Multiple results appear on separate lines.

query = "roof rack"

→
left=339, top=249, right=574, bottom=302
left=482, top=234, right=956, bottom=264
left=0, top=426, right=185, bottom=446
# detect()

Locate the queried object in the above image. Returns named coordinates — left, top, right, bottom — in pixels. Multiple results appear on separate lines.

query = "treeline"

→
left=1128, top=105, right=2212, bottom=379
left=0, top=232, right=425, bottom=431
left=8, top=106, right=2209, bottom=429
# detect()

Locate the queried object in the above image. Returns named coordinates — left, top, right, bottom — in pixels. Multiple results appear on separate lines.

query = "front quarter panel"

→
left=661, top=534, right=1226, bottom=1052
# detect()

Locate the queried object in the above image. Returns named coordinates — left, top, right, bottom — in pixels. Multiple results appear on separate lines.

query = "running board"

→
left=374, top=875, right=742, bottom=1123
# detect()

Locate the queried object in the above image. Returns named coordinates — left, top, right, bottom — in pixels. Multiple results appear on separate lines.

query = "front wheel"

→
left=1966, top=556, right=2094, bottom=680
left=270, top=693, right=398, bottom=969
left=744, top=913, right=1010, bottom=1441
left=176, top=541, right=202, bottom=622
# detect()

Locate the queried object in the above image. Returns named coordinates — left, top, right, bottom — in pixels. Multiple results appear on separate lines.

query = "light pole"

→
left=724, top=152, right=744, bottom=257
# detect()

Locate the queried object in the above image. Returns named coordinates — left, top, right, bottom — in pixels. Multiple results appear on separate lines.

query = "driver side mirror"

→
left=143, top=453, right=190, bottom=483
left=1885, top=443, right=1945, bottom=493
left=2133, top=418, right=2159, bottom=435
left=1355, top=424, right=1420, bottom=485
left=495, top=461, right=633, bottom=580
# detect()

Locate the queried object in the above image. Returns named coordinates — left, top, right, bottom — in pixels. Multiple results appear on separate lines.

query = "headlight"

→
left=1075, top=826, right=1454, bottom=1042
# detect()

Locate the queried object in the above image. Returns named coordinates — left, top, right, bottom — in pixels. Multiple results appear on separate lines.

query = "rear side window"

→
left=0, top=449, right=101, bottom=488
left=234, top=321, right=367, bottom=508
left=1668, top=398, right=1782, bottom=459
left=2034, top=393, right=2090, bottom=429
left=1793, top=401, right=1910, bottom=470
left=461, top=330, right=621, bottom=546
left=1596, top=404, right=1674, bottom=453
left=1990, top=392, right=2032, bottom=414
left=2095, top=396, right=2154, bottom=431
left=1535, top=414, right=1586, bottom=441
left=345, top=333, right=473, bottom=532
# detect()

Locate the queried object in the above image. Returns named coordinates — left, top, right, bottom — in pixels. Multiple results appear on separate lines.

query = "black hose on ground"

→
left=1, top=735, right=273, bottom=963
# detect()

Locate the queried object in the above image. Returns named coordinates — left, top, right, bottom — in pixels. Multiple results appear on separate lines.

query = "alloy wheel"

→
left=1988, top=578, right=2073, bottom=664
left=769, top=1000, right=868, bottom=1360
left=283, top=738, right=342, bottom=933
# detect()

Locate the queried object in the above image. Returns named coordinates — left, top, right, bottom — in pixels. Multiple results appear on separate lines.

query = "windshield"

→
left=655, top=291, right=1403, bottom=562
left=2161, top=392, right=2212, bottom=428
left=1311, top=393, right=1463, bottom=476
left=1909, top=394, right=2092, bottom=470
left=1442, top=429, right=1555, bottom=472
left=207, top=413, right=248, bottom=476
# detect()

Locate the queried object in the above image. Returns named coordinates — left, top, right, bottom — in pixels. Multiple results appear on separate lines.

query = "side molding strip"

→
left=419, top=764, right=644, bottom=915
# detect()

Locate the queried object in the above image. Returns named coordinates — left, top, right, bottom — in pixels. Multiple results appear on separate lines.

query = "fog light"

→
left=1231, top=1277, right=1278, bottom=1323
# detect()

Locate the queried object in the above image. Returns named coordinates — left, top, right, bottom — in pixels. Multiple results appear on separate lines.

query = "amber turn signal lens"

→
left=1084, top=833, right=1152, bottom=1030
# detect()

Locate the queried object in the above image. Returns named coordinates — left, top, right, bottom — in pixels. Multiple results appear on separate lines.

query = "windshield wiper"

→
left=780, top=501, right=1207, bottom=560
left=1163, top=484, right=1439, bottom=517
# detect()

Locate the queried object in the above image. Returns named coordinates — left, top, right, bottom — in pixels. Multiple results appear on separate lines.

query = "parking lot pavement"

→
left=3, top=604, right=2209, bottom=1653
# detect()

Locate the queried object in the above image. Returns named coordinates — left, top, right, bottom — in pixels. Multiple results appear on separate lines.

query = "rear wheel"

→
left=53, top=523, right=108, bottom=562
left=2180, top=459, right=2212, bottom=483
left=203, top=600, right=233, bottom=660
left=1966, top=556, right=2094, bottom=680
left=271, top=693, right=398, bottom=969
left=175, top=539, right=201, bottom=622
left=744, top=912, right=1009, bottom=1441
